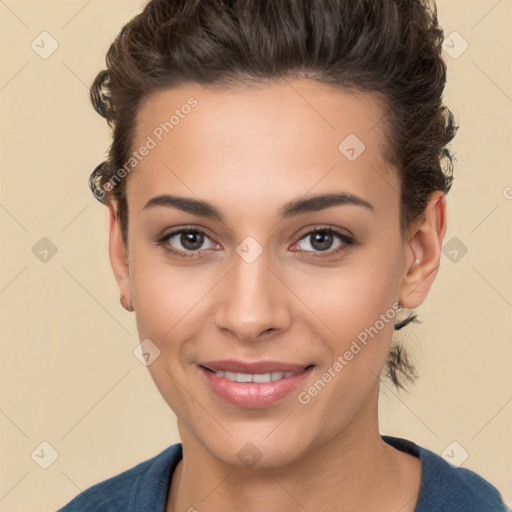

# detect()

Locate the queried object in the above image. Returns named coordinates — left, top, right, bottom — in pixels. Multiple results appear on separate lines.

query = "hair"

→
left=88, top=0, right=458, bottom=391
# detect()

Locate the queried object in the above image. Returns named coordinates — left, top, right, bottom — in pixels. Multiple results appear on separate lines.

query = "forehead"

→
left=127, top=79, right=399, bottom=214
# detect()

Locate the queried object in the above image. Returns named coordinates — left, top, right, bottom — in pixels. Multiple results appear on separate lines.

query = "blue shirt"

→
left=58, top=435, right=509, bottom=511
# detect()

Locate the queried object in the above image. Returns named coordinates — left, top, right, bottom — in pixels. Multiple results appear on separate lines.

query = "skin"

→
left=107, top=79, right=447, bottom=512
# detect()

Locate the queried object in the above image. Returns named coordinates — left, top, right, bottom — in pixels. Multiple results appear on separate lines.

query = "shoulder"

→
left=382, top=435, right=508, bottom=512
left=58, top=442, right=182, bottom=512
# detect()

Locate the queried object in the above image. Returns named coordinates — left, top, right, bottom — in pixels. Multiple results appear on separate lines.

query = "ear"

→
left=108, top=200, right=132, bottom=308
left=399, top=191, right=447, bottom=309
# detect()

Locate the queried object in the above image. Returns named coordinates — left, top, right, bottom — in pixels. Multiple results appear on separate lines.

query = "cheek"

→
left=300, top=257, right=400, bottom=341
left=129, top=241, right=216, bottom=339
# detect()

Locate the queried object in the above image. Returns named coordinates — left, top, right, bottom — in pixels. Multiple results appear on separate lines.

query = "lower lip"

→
left=198, top=365, right=315, bottom=409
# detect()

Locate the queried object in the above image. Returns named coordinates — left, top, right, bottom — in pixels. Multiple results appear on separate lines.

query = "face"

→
left=108, top=79, right=445, bottom=468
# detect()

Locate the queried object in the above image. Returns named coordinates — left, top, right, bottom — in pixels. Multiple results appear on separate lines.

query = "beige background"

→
left=0, top=1, right=511, bottom=510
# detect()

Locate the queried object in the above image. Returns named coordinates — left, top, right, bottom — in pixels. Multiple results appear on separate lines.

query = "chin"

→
left=200, top=428, right=311, bottom=469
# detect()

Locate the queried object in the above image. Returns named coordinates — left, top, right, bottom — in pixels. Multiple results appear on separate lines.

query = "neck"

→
left=167, top=385, right=421, bottom=512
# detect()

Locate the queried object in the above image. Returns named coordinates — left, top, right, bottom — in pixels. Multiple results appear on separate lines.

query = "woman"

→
left=59, top=0, right=508, bottom=510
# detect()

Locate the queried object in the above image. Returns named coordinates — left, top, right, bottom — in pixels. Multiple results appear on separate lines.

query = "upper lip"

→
left=200, top=359, right=313, bottom=374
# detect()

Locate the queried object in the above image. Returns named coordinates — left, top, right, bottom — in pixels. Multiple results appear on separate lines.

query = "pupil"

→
left=312, top=232, right=332, bottom=251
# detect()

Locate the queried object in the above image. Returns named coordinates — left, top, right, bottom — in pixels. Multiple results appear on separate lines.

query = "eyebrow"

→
left=142, top=192, right=375, bottom=220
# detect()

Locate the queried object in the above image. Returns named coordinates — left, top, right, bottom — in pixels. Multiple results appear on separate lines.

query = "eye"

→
left=155, top=228, right=218, bottom=258
left=293, top=228, right=355, bottom=256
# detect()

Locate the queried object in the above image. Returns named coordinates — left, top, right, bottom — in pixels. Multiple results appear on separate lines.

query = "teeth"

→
left=214, top=370, right=296, bottom=382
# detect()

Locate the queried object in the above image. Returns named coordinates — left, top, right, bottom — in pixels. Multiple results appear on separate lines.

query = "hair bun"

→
left=90, top=69, right=115, bottom=126
left=88, top=161, right=109, bottom=205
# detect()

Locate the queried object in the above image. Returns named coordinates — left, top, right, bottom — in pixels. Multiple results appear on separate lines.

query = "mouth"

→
left=197, top=360, right=315, bottom=408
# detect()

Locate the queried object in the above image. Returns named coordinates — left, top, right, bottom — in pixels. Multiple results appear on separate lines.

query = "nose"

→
left=214, top=250, right=292, bottom=343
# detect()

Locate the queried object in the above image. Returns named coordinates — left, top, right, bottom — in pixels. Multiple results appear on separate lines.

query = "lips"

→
left=198, top=363, right=315, bottom=408
left=200, top=359, right=312, bottom=374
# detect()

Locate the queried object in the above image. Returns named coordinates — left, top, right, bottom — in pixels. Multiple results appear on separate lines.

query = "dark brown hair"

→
left=88, top=0, right=458, bottom=391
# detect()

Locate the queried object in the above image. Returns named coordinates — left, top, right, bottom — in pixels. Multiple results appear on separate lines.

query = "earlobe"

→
left=399, top=192, right=447, bottom=309
left=108, top=200, right=132, bottom=308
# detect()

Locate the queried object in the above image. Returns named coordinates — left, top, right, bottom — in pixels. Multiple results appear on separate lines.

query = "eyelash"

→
left=154, top=225, right=356, bottom=260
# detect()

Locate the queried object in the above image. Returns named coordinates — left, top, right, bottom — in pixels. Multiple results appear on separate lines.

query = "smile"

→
left=198, top=363, right=315, bottom=408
